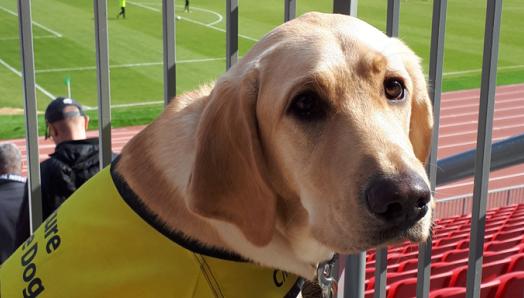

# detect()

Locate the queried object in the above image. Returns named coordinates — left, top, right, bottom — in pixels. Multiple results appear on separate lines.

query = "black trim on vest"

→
left=110, top=156, right=304, bottom=297
left=110, top=156, right=246, bottom=262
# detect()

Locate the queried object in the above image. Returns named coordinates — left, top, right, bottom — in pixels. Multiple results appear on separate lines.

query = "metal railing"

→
left=435, top=184, right=524, bottom=219
left=12, top=0, right=522, bottom=297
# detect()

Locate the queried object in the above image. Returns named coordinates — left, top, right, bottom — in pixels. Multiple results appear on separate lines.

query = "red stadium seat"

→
left=494, top=271, right=524, bottom=298
left=494, top=228, right=524, bottom=241
left=507, top=253, right=524, bottom=272
left=429, top=279, right=500, bottom=298
left=456, top=239, right=470, bottom=249
left=437, top=235, right=469, bottom=247
left=484, top=247, right=523, bottom=263
left=432, top=242, right=462, bottom=256
left=397, top=259, right=420, bottom=273
left=441, top=249, right=469, bottom=262
left=386, top=271, right=453, bottom=298
left=432, top=260, right=468, bottom=275
left=449, top=259, right=510, bottom=287
left=485, top=237, right=524, bottom=251
left=366, top=270, right=418, bottom=290
left=429, top=287, right=465, bottom=298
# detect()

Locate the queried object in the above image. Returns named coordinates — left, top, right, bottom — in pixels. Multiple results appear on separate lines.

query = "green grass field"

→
left=1, top=0, right=523, bottom=139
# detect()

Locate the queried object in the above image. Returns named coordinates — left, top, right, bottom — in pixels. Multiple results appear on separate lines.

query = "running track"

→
left=6, top=83, right=524, bottom=199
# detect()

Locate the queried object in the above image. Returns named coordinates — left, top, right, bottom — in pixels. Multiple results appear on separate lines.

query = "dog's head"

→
left=188, top=12, right=433, bottom=264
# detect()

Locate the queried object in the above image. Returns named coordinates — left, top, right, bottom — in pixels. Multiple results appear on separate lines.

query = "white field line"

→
left=437, top=173, right=524, bottom=190
left=127, top=1, right=258, bottom=42
left=82, top=101, right=164, bottom=110
left=0, top=35, right=57, bottom=41
left=440, top=114, right=524, bottom=129
left=35, top=57, right=225, bottom=73
left=440, top=105, right=524, bottom=119
left=0, top=6, right=62, bottom=38
left=440, top=123, right=524, bottom=138
left=0, top=58, right=55, bottom=99
left=443, top=64, right=524, bottom=77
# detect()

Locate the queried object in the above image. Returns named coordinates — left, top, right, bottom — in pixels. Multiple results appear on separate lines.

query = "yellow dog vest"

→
left=0, top=165, right=300, bottom=298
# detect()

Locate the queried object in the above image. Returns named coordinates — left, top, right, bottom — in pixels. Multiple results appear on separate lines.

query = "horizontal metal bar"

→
left=436, top=133, right=524, bottom=186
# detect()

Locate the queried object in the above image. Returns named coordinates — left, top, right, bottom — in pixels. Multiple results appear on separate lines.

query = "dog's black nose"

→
left=365, top=173, right=431, bottom=224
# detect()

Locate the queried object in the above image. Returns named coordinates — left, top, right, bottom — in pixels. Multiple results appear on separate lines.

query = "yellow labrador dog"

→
left=1, top=12, right=433, bottom=298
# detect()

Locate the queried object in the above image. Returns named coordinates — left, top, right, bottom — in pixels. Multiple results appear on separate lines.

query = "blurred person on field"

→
left=16, top=97, right=114, bottom=244
left=117, top=0, right=126, bottom=18
left=0, top=142, right=26, bottom=264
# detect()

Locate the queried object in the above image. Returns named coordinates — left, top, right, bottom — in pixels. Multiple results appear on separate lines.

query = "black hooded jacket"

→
left=39, top=138, right=102, bottom=218
left=16, top=138, right=115, bottom=246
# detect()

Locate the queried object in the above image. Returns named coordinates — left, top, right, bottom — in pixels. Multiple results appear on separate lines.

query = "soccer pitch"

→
left=0, top=0, right=523, bottom=138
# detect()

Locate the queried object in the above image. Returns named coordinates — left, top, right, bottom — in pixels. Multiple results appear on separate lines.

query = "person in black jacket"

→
left=0, top=142, right=26, bottom=264
left=16, top=97, right=114, bottom=245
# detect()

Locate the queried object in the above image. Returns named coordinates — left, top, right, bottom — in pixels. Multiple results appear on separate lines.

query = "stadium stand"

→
left=364, top=203, right=524, bottom=297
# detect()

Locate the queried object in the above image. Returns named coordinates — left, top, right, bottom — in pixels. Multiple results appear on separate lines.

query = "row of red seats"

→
left=366, top=205, right=524, bottom=264
left=390, top=271, right=524, bottom=298
left=365, top=241, right=524, bottom=280
left=365, top=254, right=524, bottom=297
left=361, top=204, right=524, bottom=297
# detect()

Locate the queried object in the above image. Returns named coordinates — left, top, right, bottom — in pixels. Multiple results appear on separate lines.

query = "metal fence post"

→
left=344, top=252, right=366, bottom=298
left=226, top=0, right=238, bottom=70
left=465, top=0, right=503, bottom=296
left=386, top=0, right=400, bottom=37
left=373, top=1, right=402, bottom=296
left=333, top=0, right=357, bottom=16
left=93, top=0, right=112, bottom=168
left=416, top=0, right=447, bottom=297
left=17, top=0, right=43, bottom=231
left=162, top=0, right=176, bottom=104
left=284, top=0, right=296, bottom=22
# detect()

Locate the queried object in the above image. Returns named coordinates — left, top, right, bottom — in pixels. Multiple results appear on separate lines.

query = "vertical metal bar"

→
left=162, top=0, right=176, bottom=104
left=386, top=0, right=400, bottom=37
left=465, top=0, right=503, bottom=297
left=284, top=0, right=296, bottom=22
left=17, top=0, right=42, bottom=231
left=333, top=0, right=357, bottom=16
left=226, top=0, right=238, bottom=70
left=372, top=2, right=402, bottom=295
left=337, top=1, right=359, bottom=293
left=373, top=250, right=387, bottom=298
left=416, top=0, right=447, bottom=297
left=345, top=252, right=365, bottom=298
left=94, top=0, right=112, bottom=167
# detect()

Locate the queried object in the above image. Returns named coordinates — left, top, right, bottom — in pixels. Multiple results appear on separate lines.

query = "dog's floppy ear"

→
left=187, top=69, right=277, bottom=247
left=407, top=58, right=434, bottom=164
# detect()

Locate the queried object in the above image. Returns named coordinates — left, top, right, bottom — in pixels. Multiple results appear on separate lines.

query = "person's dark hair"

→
left=0, top=142, right=22, bottom=175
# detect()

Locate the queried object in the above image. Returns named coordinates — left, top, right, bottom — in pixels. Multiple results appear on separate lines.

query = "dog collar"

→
left=316, top=254, right=339, bottom=298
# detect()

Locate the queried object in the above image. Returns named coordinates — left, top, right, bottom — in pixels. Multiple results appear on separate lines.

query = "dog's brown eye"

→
left=288, top=91, right=329, bottom=121
left=384, top=78, right=405, bottom=101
